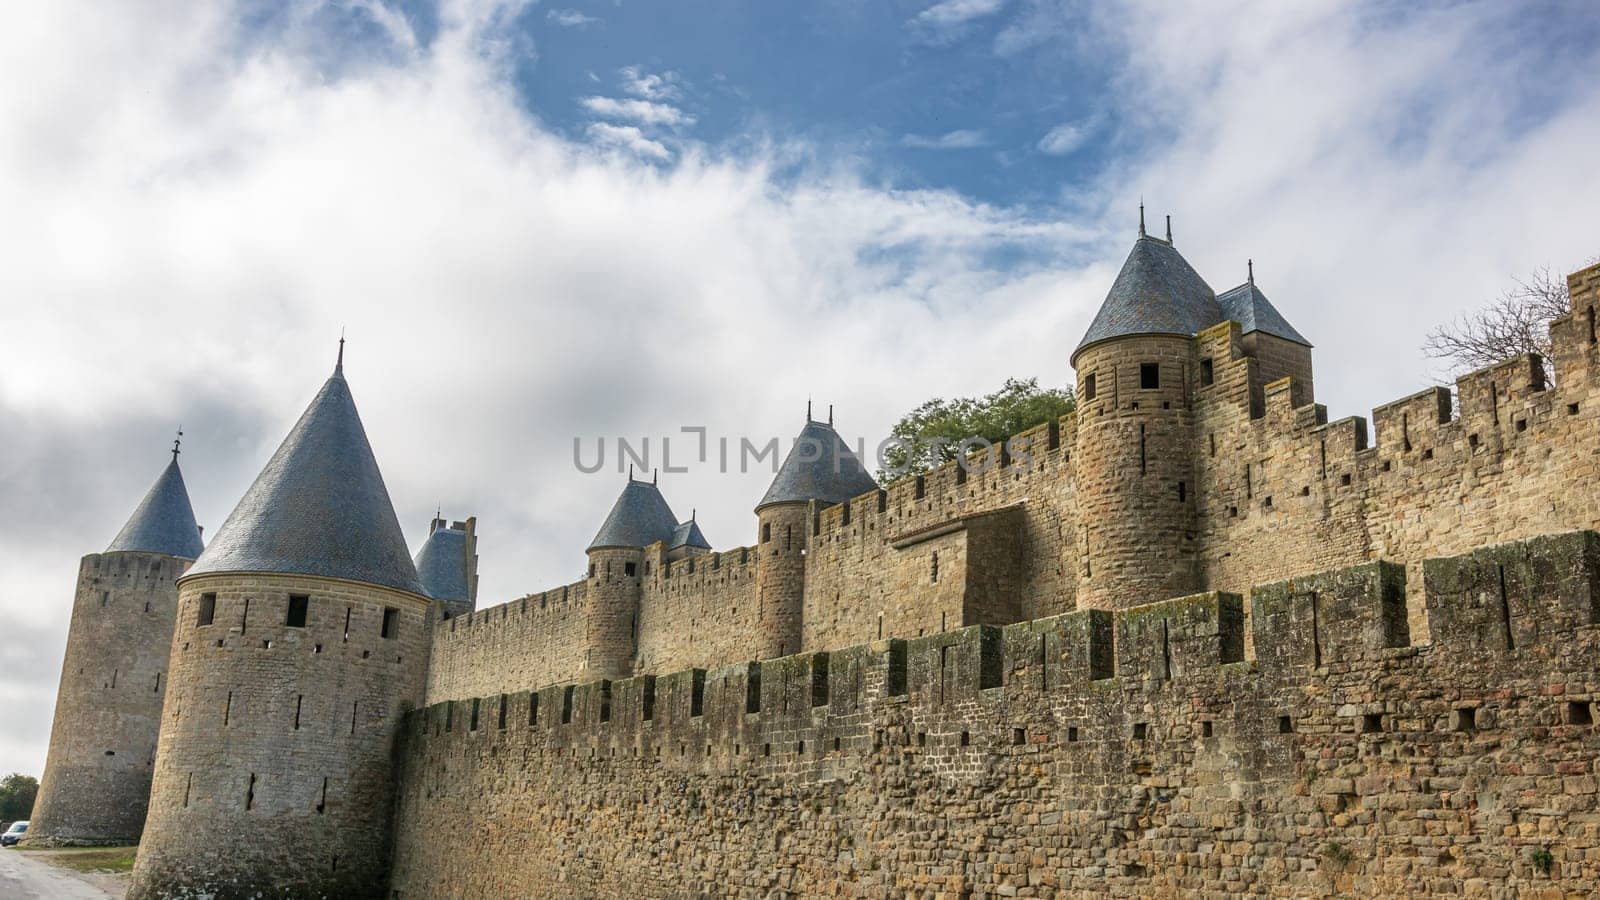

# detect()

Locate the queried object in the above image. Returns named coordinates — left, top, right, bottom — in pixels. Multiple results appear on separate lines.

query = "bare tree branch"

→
left=1423, top=263, right=1592, bottom=378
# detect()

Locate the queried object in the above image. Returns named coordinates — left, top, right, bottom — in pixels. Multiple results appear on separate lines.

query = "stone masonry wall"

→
left=131, top=573, right=432, bottom=900
left=389, top=530, right=1600, bottom=897
left=25, top=551, right=188, bottom=846
left=425, top=579, right=588, bottom=702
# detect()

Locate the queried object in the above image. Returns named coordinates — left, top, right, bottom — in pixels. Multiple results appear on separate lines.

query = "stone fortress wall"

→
left=424, top=264, right=1600, bottom=705
left=25, top=551, right=188, bottom=846
left=390, top=530, right=1600, bottom=896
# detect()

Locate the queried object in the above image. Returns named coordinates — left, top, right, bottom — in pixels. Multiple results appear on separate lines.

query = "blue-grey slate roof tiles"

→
left=106, top=457, right=205, bottom=559
left=756, top=419, right=880, bottom=512
left=414, top=525, right=471, bottom=602
left=588, top=479, right=682, bottom=551
left=185, top=365, right=425, bottom=596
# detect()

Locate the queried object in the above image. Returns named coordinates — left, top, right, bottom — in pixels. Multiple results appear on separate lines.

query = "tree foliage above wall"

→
left=878, top=377, right=1075, bottom=482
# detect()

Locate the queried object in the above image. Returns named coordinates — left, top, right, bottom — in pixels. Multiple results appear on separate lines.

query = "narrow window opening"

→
left=183, top=773, right=192, bottom=808
left=1160, top=618, right=1172, bottom=680
left=224, top=691, right=233, bottom=726
left=1361, top=713, right=1383, bottom=734
left=498, top=694, right=508, bottom=729
left=1011, top=728, right=1024, bottom=746
left=343, top=607, right=352, bottom=642
left=1278, top=715, right=1294, bottom=734
left=381, top=607, right=399, bottom=640
left=316, top=777, right=328, bottom=814
left=1177, top=481, right=1186, bottom=502
left=1132, top=723, right=1148, bottom=740
left=1310, top=592, right=1323, bottom=668
left=1422, top=448, right=1434, bottom=460
left=350, top=702, right=358, bottom=734
left=1083, top=373, right=1097, bottom=401
left=1515, top=418, right=1527, bottom=433
left=833, top=737, right=841, bottom=753
left=154, top=671, right=162, bottom=693
left=529, top=694, right=540, bottom=726
left=286, top=595, right=309, bottom=628
left=1067, top=726, right=1079, bottom=742
left=1200, top=358, right=1214, bottom=386
left=294, top=694, right=302, bottom=730
left=197, top=593, right=216, bottom=627
left=1139, top=424, right=1147, bottom=474
left=240, top=597, right=249, bottom=634
left=1566, top=701, right=1593, bottom=726
left=763, top=743, right=771, bottom=757
left=1201, top=720, right=1214, bottom=738
left=1497, top=564, right=1515, bottom=651
left=1453, top=707, right=1477, bottom=732
left=561, top=686, right=574, bottom=724
left=624, top=562, right=636, bottom=577
left=796, top=741, right=805, bottom=754
left=1569, top=403, right=1581, bottom=416
left=930, top=552, right=939, bottom=584
left=1140, top=362, right=1160, bottom=389
left=100, top=591, right=109, bottom=608
left=1209, top=433, right=1216, bottom=457
left=245, top=773, right=256, bottom=811
left=877, top=614, right=883, bottom=640
left=1340, top=473, right=1352, bottom=486
left=469, top=698, right=480, bottom=731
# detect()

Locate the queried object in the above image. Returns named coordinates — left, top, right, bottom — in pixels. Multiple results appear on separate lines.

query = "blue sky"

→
left=1, top=0, right=1599, bottom=775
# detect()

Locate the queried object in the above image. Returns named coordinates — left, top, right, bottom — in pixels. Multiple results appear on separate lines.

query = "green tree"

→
left=878, top=377, right=1075, bottom=482
left=0, top=772, right=38, bottom=822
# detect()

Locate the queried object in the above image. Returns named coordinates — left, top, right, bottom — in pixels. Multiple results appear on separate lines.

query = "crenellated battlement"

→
left=409, top=530, right=1597, bottom=769
left=394, top=530, right=1600, bottom=895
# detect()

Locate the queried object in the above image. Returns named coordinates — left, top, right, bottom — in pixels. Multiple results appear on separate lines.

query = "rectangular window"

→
left=624, top=562, right=636, bottom=577
left=197, top=593, right=216, bottom=627
left=1140, top=363, right=1160, bottom=389
left=381, top=607, right=398, bottom=640
left=1083, top=373, right=1096, bottom=401
left=286, top=595, right=309, bottom=628
left=1200, top=358, right=1214, bottom=386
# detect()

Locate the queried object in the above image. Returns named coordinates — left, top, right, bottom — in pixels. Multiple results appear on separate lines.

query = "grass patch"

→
left=20, top=845, right=137, bottom=874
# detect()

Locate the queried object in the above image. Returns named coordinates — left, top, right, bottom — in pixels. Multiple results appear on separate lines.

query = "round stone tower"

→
left=580, top=472, right=696, bottom=681
left=1070, top=226, right=1208, bottom=609
left=26, top=447, right=204, bottom=847
left=754, top=413, right=879, bottom=658
left=129, top=351, right=431, bottom=900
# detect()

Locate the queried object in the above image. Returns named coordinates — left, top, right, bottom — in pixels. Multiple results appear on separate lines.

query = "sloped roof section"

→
left=1074, top=236, right=1222, bottom=360
left=1216, top=281, right=1311, bottom=347
left=756, top=419, right=880, bottom=512
left=670, top=519, right=710, bottom=551
left=414, top=524, right=470, bottom=602
left=588, top=479, right=681, bottom=551
left=185, top=366, right=425, bottom=596
left=106, top=457, right=205, bottom=559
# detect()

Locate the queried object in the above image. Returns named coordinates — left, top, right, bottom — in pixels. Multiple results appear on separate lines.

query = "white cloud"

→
left=909, top=0, right=1007, bottom=43
left=618, top=65, right=683, bottom=101
left=547, top=9, right=600, bottom=28
left=1, top=0, right=1598, bottom=783
left=901, top=129, right=989, bottom=149
left=580, top=96, right=695, bottom=127
left=585, top=122, right=673, bottom=159
left=1038, top=119, right=1092, bottom=156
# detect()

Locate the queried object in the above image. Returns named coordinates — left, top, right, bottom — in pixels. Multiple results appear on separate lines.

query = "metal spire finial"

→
left=828, top=404, right=833, bottom=426
left=652, top=468, right=658, bottom=485
left=1165, top=215, right=1172, bottom=244
left=336, top=328, right=345, bottom=373
left=1138, top=199, right=1146, bottom=238
left=807, top=398, right=812, bottom=421
left=629, top=463, right=635, bottom=481
left=1248, top=258, right=1254, bottom=284
left=172, top=427, right=183, bottom=461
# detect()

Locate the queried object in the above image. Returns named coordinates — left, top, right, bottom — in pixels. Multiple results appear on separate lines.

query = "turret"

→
left=413, top=515, right=479, bottom=621
left=129, top=348, right=430, bottom=900
left=754, top=411, right=879, bottom=658
left=582, top=472, right=701, bottom=681
left=1071, top=229, right=1208, bottom=609
left=26, top=444, right=203, bottom=846
left=1070, top=218, right=1310, bottom=609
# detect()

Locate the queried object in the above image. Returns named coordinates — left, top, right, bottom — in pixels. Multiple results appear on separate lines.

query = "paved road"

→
left=0, top=848, right=123, bottom=899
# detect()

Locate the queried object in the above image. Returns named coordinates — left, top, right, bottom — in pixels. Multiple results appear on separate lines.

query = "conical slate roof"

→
left=414, top=523, right=471, bottom=602
left=185, top=362, right=425, bottom=596
left=1073, top=236, right=1222, bottom=361
left=670, top=519, right=710, bottom=551
left=588, top=479, right=681, bottom=551
left=756, top=419, right=880, bottom=512
left=106, top=457, right=205, bottom=559
left=1216, top=280, right=1311, bottom=347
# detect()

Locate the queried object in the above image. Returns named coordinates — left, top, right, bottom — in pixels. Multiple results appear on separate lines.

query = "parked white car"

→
left=1, top=821, right=26, bottom=846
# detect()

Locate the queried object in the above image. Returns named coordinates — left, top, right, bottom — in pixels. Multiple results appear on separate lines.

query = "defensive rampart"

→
left=389, top=530, right=1600, bottom=897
